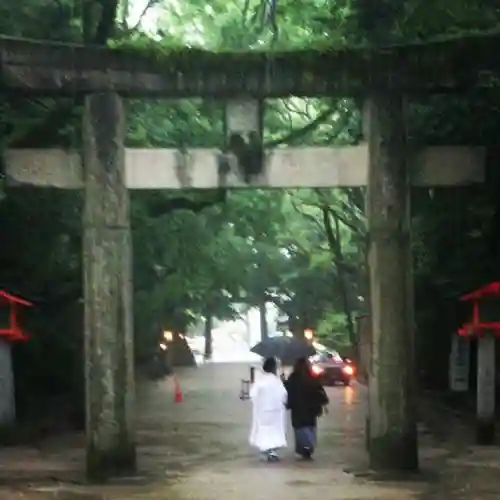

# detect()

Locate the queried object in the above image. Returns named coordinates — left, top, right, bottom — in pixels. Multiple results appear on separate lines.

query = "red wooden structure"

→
left=457, top=282, right=500, bottom=338
left=0, top=290, right=32, bottom=342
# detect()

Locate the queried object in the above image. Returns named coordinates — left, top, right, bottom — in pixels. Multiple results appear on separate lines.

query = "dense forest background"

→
left=1, top=0, right=500, bottom=430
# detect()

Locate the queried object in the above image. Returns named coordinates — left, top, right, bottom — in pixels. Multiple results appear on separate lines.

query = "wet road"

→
left=1, top=363, right=500, bottom=499
left=134, top=363, right=419, bottom=500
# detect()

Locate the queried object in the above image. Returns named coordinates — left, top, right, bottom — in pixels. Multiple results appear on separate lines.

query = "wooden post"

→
left=365, top=94, right=419, bottom=471
left=0, top=340, right=15, bottom=425
left=449, top=334, right=470, bottom=393
left=82, top=93, right=136, bottom=481
left=476, top=334, right=495, bottom=444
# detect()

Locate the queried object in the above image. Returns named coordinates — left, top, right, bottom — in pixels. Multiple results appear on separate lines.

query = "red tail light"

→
left=342, top=365, right=354, bottom=376
left=311, top=364, right=324, bottom=376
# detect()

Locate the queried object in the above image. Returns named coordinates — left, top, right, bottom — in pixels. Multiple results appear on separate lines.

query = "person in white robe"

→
left=249, top=357, right=287, bottom=461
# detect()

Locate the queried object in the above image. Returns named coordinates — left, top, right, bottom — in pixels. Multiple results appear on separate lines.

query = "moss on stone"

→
left=369, top=429, right=419, bottom=472
left=104, top=28, right=500, bottom=76
left=86, top=442, right=137, bottom=483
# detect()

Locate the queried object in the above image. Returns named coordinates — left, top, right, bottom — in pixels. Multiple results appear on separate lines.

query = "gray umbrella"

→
left=250, top=336, right=315, bottom=362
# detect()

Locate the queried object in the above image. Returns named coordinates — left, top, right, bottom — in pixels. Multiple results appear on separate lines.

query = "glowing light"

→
left=344, top=386, right=354, bottom=406
left=163, top=330, right=173, bottom=342
left=304, top=329, right=314, bottom=341
left=342, top=365, right=354, bottom=376
left=311, top=364, right=324, bottom=376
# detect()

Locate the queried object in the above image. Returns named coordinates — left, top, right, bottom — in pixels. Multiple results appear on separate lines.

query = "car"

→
left=310, top=351, right=355, bottom=386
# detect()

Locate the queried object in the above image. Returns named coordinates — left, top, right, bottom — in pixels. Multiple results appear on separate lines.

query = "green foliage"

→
left=316, top=309, right=350, bottom=346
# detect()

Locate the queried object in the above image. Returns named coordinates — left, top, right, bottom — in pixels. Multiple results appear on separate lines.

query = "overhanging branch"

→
left=129, top=0, right=160, bottom=32
left=314, top=189, right=366, bottom=235
left=326, top=205, right=364, bottom=235
left=266, top=107, right=335, bottom=148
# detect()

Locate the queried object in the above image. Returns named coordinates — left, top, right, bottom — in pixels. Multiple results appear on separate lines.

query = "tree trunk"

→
left=82, top=93, right=136, bottom=481
left=204, top=314, right=213, bottom=360
left=259, top=300, right=268, bottom=341
left=322, top=208, right=357, bottom=347
left=365, top=95, right=418, bottom=471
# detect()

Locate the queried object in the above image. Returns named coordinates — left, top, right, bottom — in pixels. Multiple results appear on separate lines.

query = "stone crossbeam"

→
left=4, top=146, right=485, bottom=189
left=1, top=32, right=500, bottom=97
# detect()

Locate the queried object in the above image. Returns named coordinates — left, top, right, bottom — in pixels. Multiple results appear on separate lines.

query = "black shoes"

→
left=297, top=447, right=313, bottom=460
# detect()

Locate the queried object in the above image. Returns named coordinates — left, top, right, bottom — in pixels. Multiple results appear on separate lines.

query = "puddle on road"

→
left=286, top=479, right=315, bottom=486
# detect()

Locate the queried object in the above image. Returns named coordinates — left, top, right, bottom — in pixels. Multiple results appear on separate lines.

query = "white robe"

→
left=249, top=372, right=287, bottom=451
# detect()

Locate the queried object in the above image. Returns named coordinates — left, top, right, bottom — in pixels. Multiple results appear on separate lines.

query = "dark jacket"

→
left=285, top=371, right=329, bottom=428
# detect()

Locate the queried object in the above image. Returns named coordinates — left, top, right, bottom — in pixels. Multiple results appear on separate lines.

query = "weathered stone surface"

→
left=82, top=93, right=136, bottom=481
left=1, top=32, right=500, bottom=97
left=366, top=95, right=419, bottom=471
left=224, top=99, right=264, bottom=184
left=355, top=315, right=370, bottom=385
left=4, top=145, right=486, bottom=189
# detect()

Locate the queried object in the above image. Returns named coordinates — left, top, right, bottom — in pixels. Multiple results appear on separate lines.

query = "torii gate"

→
left=0, top=32, right=498, bottom=479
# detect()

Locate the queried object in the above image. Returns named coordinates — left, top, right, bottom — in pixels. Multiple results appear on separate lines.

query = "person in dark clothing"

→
left=285, top=357, right=329, bottom=459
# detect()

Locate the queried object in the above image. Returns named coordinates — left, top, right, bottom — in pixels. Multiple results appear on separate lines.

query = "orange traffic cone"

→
left=174, top=377, right=183, bottom=403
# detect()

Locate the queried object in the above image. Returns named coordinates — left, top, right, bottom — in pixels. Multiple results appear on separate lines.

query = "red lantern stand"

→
left=457, top=282, right=500, bottom=445
left=0, top=290, right=32, bottom=425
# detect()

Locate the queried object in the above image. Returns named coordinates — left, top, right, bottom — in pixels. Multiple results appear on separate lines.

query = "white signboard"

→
left=449, top=334, right=470, bottom=392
